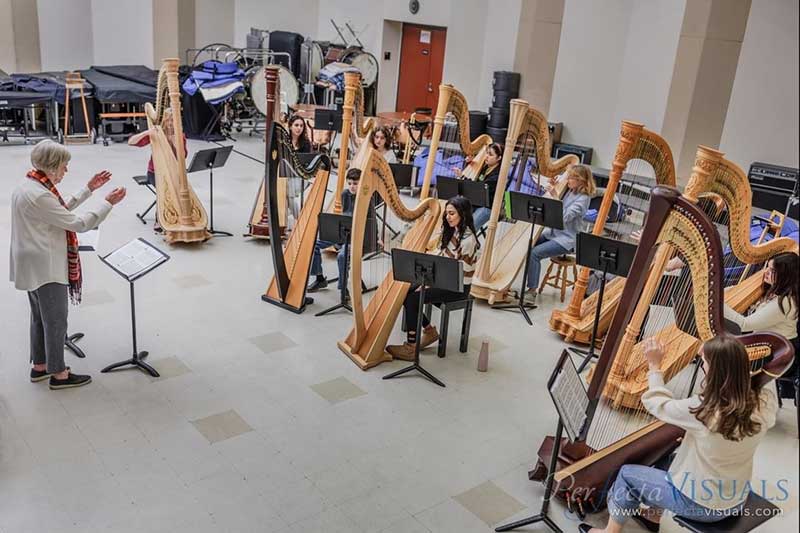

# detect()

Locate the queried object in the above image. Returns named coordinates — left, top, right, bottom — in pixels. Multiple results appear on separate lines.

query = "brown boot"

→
left=420, top=326, right=440, bottom=349
left=387, top=342, right=416, bottom=361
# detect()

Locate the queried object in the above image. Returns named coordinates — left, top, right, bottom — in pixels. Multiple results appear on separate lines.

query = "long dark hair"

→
left=763, top=252, right=799, bottom=317
left=369, top=125, right=393, bottom=151
left=690, top=336, right=763, bottom=441
left=288, top=114, right=310, bottom=151
left=440, top=195, right=478, bottom=251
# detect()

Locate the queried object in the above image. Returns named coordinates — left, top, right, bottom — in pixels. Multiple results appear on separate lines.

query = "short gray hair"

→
left=30, top=140, right=71, bottom=176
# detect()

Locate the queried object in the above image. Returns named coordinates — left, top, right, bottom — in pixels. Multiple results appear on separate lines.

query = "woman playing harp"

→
left=530, top=186, right=794, bottom=516
left=338, top=143, right=441, bottom=370
left=147, top=58, right=210, bottom=244
left=550, top=121, right=676, bottom=344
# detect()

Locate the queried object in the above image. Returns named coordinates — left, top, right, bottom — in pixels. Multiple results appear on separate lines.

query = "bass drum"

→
left=248, top=64, right=300, bottom=115
left=341, top=48, right=379, bottom=87
left=300, top=41, right=324, bottom=83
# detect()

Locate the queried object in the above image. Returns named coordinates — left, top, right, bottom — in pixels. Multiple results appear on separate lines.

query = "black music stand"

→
left=315, top=213, right=355, bottom=316
left=65, top=230, right=101, bottom=359
left=187, top=145, right=233, bottom=236
left=382, top=249, right=464, bottom=388
left=99, top=239, right=169, bottom=377
left=570, top=234, right=637, bottom=373
left=313, top=108, right=343, bottom=131
left=494, top=192, right=564, bottom=326
left=436, top=176, right=492, bottom=208
left=496, top=350, right=589, bottom=533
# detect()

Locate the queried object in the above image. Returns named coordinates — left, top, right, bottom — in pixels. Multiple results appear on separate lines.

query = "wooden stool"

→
left=538, top=255, right=578, bottom=302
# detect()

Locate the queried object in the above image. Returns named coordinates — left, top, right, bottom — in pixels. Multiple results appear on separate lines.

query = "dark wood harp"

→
left=338, top=143, right=441, bottom=370
left=246, top=65, right=282, bottom=238
left=550, top=121, right=676, bottom=343
left=262, top=122, right=332, bottom=313
left=532, top=186, right=794, bottom=515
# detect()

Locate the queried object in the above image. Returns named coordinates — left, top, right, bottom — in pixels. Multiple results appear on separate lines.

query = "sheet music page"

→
left=104, top=239, right=165, bottom=279
left=550, top=355, right=590, bottom=442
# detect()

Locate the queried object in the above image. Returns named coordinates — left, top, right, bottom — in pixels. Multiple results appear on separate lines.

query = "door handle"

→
left=427, top=83, right=433, bottom=93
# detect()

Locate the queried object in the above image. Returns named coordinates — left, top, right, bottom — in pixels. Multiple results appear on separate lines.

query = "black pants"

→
left=403, top=284, right=471, bottom=335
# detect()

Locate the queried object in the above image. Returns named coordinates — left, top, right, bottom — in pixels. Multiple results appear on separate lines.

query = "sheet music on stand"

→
left=547, top=350, right=590, bottom=442
left=100, top=238, right=169, bottom=281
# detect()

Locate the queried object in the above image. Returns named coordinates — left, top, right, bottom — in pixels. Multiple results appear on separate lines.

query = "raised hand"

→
left=105, top=187, right=127, bottom=205
left=87, top=170, right=112, bottom=192
left=643, top=337, right=666, bottom=370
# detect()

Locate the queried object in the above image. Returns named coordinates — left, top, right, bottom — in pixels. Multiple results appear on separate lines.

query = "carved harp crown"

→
left=684, top=145, right=798, bottom=264
left=436, top=84, right=492, bottom=157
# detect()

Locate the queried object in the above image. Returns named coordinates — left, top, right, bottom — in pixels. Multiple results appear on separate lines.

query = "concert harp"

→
left=338, top=143, right=441, bottom=370
left=262, top=122, right=332, bottom=313
left=418, top=84, right=493, bottom=199
left=470, top=99, right=579, bottom=304
left=332, top=72, right=376, bottom=213
left=246, top=65, right=284, bottom=239
left=550, top=121, right=676, bottom=343
left=532, top=186, right=794, bottom=515
left=147, top=58, right=211, bottom=244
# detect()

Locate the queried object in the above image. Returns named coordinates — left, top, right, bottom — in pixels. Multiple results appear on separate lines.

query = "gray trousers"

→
left=28, top=282, right=69, bottom=374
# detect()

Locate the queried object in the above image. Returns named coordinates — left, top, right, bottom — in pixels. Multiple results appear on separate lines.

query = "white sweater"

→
left=724, top=298, right=797, bottom=340
left=642, top=371, right=778, bottom=510
left=10, top=179, right=112, bottom=291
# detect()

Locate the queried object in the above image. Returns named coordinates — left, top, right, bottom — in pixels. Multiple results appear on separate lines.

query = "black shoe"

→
left=31, top=366, right=70, bottom=383
left=49, top=372, right=92, bottom=390
left=307, top=277, right=328, bottom=293
left=578, top=524, right=593, bottom=533
left=632, top=515, right=661, bottom=532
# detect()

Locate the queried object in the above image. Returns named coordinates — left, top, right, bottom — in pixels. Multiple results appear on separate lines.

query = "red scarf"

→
left=27, top=169, right=82, bottom=304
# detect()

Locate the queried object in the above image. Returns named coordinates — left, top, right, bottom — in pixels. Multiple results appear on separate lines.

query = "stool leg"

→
left=560, top=265, right=568, bottom=302
left=460, top=303, right=472, bottom=353
left=539, top=263, right=554, bottom=294
left=438, top=306, right=450, bottom=358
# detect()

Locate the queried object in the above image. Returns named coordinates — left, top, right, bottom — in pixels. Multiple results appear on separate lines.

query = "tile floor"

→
left=0, top=137, right=797, bottom=532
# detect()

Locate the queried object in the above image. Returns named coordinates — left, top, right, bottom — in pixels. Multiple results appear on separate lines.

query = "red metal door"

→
left=396, top=24, right=447, bottom=113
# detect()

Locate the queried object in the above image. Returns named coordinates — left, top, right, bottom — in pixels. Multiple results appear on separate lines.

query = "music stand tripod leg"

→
left=383, top=283, right=446, bottom=387
left=495, top=420, right=564, bottom=533
left=494, top=221, right=537, bottom=325
left=207, top=166, right=233, bottom=237
left=315, top=239, right=352, bottom=316
left=574, top=261, right=609, bottom=373
left=65, top=332, right=86, bottom=358
left=101, top=281, right=160, bottom=378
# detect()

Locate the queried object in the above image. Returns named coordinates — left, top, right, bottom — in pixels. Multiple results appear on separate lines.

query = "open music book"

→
left=101, top=238, right=169, bottom=281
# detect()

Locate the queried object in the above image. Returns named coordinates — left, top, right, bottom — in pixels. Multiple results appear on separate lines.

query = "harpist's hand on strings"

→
left=643, top=338, right=666, bottom=371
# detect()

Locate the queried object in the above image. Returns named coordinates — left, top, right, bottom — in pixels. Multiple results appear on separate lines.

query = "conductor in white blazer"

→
left=9, top=140, right=126, bottom=390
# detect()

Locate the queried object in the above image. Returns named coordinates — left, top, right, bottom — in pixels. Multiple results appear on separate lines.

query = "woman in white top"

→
left=369, top=125, right=397, bottom=164
left=580, top=336, right=779, bottom=533
left=9, top=140, right=126, bottom=389
left=724, top=252, right=798, bottom=342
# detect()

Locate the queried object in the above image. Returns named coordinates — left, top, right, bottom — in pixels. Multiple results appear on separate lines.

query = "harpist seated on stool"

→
left=386, top=195, right=479, bottom=361
left=579, top=336, right=779, bottom=533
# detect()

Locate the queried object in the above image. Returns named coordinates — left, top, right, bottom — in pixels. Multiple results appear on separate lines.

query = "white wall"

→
left=377, top=20, right=402, bottom=112
left=196, top=0, right=235, bottom=48
left=234, top=0, right=319, bottom=48
left=0, top=0, right=17, bottom=72
left=37, top=0, right=94, bottom=71
left=549, top=0, right=686, bottom=168
left=441, top=0, right=488, bottom=109
left=91, top=0, right=154, bottom=67
left=477, top=0, right=522, bottom=110
left=720, top=0, right=799, bottom=169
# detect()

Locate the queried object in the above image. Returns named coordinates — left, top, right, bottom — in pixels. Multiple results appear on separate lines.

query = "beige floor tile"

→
left=249, top=331, right=297, bottom=354
left=310, top=376, right=368, bottom=404
left=150, top=355, right=192, bottom=380
left=172, top=274, right=213, bottom=289
left=453, top=480, right=526, bottom=526
left=191, top=409, right=254, bottom=444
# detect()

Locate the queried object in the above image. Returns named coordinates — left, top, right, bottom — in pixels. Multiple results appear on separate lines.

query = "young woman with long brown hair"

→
left=368, top=125, right=397, bottom=164
left=580, top=335, right=781, bottom=533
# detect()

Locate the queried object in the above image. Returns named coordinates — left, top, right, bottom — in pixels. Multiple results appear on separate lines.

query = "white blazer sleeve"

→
left=65, top=186, right=92, bottom=210
left=31, top=192, right=112, bottom=233
left=642, top=370, right=707, bottom=432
